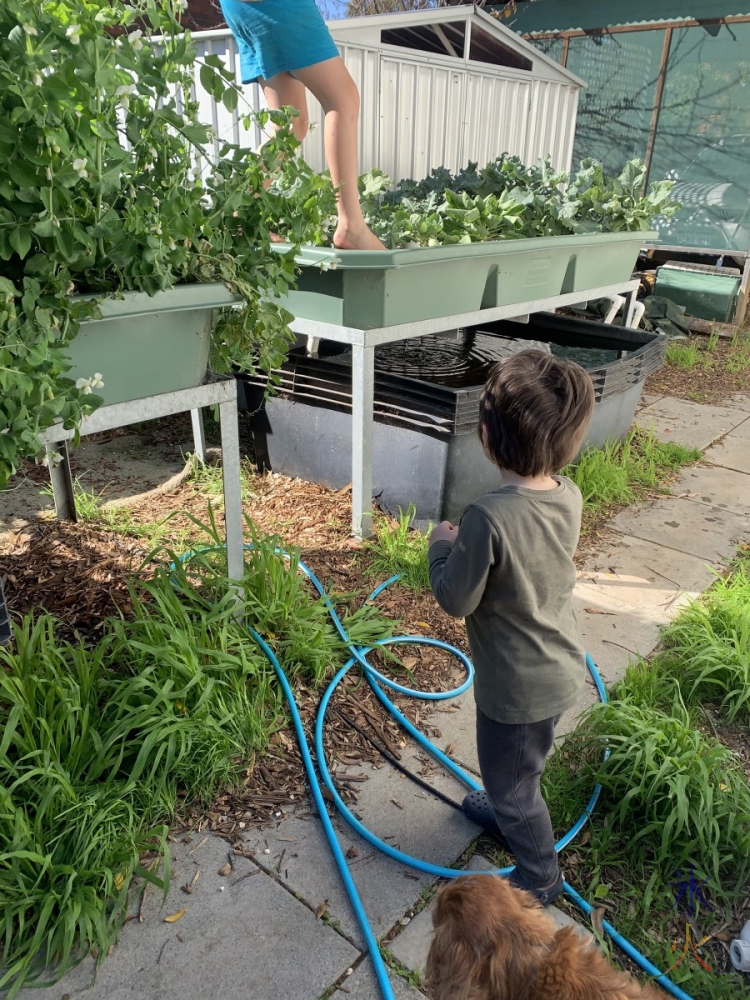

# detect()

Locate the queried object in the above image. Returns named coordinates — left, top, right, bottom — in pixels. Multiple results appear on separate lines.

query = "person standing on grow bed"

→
left=220, top=0, right=385, bottom=252
left=428, top=350, right=595, bottom=906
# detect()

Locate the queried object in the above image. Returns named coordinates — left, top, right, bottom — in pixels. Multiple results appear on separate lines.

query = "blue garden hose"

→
left=176, top=548, right=694, bottom=1000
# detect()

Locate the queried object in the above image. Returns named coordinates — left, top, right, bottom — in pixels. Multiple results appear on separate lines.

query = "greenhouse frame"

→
left=499, top=0, right=750, bottom=253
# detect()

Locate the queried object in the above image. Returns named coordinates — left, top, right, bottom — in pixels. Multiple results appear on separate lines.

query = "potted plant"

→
left=0, top=0, right=333, bottom=488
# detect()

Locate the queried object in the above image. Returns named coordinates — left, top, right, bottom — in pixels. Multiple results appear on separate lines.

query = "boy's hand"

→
left=429, top=521, right=458, bottom=546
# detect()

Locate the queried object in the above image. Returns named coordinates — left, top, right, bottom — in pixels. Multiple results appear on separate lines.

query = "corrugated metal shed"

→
left=191, top=6, right=583, bottom=180
left=502, top=0, right=750, bottom=34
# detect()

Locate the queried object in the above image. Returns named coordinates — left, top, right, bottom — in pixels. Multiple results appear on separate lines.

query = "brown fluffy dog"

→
left=425, top=875, right=665, bottom=1000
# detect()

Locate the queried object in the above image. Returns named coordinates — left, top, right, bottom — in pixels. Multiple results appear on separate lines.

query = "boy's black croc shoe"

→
left=461, top=790, right=511, bottom=851
left=507, top=867, right=565, bottom=907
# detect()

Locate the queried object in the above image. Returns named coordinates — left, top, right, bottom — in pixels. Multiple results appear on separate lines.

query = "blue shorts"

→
left=220, top=0, right=340, bottom=84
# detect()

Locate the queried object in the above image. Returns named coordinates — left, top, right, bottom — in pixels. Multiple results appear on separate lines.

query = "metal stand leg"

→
left=219, top=399, right=245, bottom=583
left=47, top=441, right=77, bottom=522
left=351, top=343, right=374, bottom=538
left=190, top=408, right=206, bottom=462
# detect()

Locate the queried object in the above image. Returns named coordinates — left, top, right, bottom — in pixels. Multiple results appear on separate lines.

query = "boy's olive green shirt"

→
left=428, top=476, right=586, bottom=724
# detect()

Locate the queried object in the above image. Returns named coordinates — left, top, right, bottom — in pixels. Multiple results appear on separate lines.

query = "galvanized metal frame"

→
left=290, top=280, right=639, bottom=538
left=38, top=377, right=245, bottom=583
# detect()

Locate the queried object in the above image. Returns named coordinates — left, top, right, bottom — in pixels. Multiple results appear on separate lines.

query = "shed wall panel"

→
left=190, top=30, right=579, bottom=182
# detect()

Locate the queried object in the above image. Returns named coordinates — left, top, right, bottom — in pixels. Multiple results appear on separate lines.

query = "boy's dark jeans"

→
left=476, top=706, right=560, bottom=888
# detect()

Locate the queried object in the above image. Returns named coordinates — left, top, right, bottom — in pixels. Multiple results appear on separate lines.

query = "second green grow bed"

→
left=276, top=231, right=656, bottom=330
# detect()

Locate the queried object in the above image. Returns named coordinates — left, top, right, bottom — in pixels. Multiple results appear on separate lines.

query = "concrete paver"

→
left=635, top=397, right=743, bottom=450
left=671, top=461, right=750, bottom=518
left=608, top=495, right=749, bottom=563
left=726, top=393, right=750, bottom=413
left=573, top=581, right=668, bottom=681
left=240, top=743, right=477, bottom=947
left=578, top=534, right=719, bottom=614
left=703, top=415, right=750, bottom=475
left=20, top=834, right=358, bottom=1000
left=332, top=962, right=426, bottom=999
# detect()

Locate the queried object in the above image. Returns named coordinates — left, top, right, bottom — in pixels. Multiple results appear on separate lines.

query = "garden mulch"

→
left=0, top=459, right=471, bottom=840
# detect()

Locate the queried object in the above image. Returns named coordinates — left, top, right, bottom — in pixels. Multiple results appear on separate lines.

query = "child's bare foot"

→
left=333, top=223, right=386, bottom=251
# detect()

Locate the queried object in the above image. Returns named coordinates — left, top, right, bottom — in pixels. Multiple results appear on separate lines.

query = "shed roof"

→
left=498, top=0, right=750, bottom=34
left=329, top=6, right=584, bottom=86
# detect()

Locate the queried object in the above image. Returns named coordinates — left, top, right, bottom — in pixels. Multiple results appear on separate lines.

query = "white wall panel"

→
left=189, top=29, right=579, bottom=182
left=464, top=74, right=532, bottom=166
left=379, top=57, right=465, bottom=179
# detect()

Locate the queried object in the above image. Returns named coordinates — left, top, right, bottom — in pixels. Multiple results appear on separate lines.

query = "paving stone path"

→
left=13, top=394, right=750, bottom=1000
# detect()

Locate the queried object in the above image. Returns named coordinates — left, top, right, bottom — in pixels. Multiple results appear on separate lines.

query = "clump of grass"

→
left=529, top=554, right=750, bottom=997
left=564, top=428, right=699, bottom=525
left=578, top=694, right=750, bottom=888
left=0, top=520, right=395, bottom=995
left=725, top=338, right=750, bottom=373
left=665, top=340, right=703, bottom=369
left=363, top=505, right=431, bottom=591
left=39, top=476, right=177, bottom=546
left=646, top=565, right=750, bottom=722
left=186, top=452, right=255, bottom=501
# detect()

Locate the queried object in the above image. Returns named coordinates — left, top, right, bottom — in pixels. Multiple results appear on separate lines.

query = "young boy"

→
left=428, top=349, right=595, bottom=906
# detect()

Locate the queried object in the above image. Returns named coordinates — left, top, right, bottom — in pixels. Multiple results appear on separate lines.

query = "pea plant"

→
left=0, top=0, right=331, bottom=488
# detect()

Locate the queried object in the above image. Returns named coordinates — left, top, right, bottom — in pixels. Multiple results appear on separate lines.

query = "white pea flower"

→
left=23, top=23, right=38, bottom=36
left=153, top=222, right=162, bottom=236
left=33, top=73, right=43, bottom=87
left=174, top=0, right=188, bottom=11
left=115, top=83, right=136, bottom=110
left=66, top=24, right=81, bottom=45
left=72, top=157, right=87, bottom=178
left=75, top=373, right=104, bottom=393
left=127, top=29, right=144, bottom=51
left=40, top=450, right=63, bottom=468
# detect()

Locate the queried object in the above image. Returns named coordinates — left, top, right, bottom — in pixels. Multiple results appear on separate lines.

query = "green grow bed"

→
left=275, top=232, right=656, bottom=330
left=65, top=283, right=239, bottom=406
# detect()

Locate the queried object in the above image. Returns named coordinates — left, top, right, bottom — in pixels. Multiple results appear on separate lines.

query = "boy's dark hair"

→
left=478, top=349, right=595, bottom=477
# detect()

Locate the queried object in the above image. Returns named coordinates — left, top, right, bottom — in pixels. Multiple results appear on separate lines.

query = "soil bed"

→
left=645, top=332, right=750, bottom=405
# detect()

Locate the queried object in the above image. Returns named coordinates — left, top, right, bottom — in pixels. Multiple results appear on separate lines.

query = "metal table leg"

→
left=219, top=397, right=245, bottom=582
left=351, top=343, right=374, bottom=538
left=47, top=441, right=77, bottom=521
left=190, top=408, right=207, bottom=463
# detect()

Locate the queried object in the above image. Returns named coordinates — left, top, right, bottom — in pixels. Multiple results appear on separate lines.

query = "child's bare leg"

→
left=256, top=73, right=309, bottom=240
left=260, top=72, right=311, bottom=145
left=293, top=57, right=385, bottom=251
